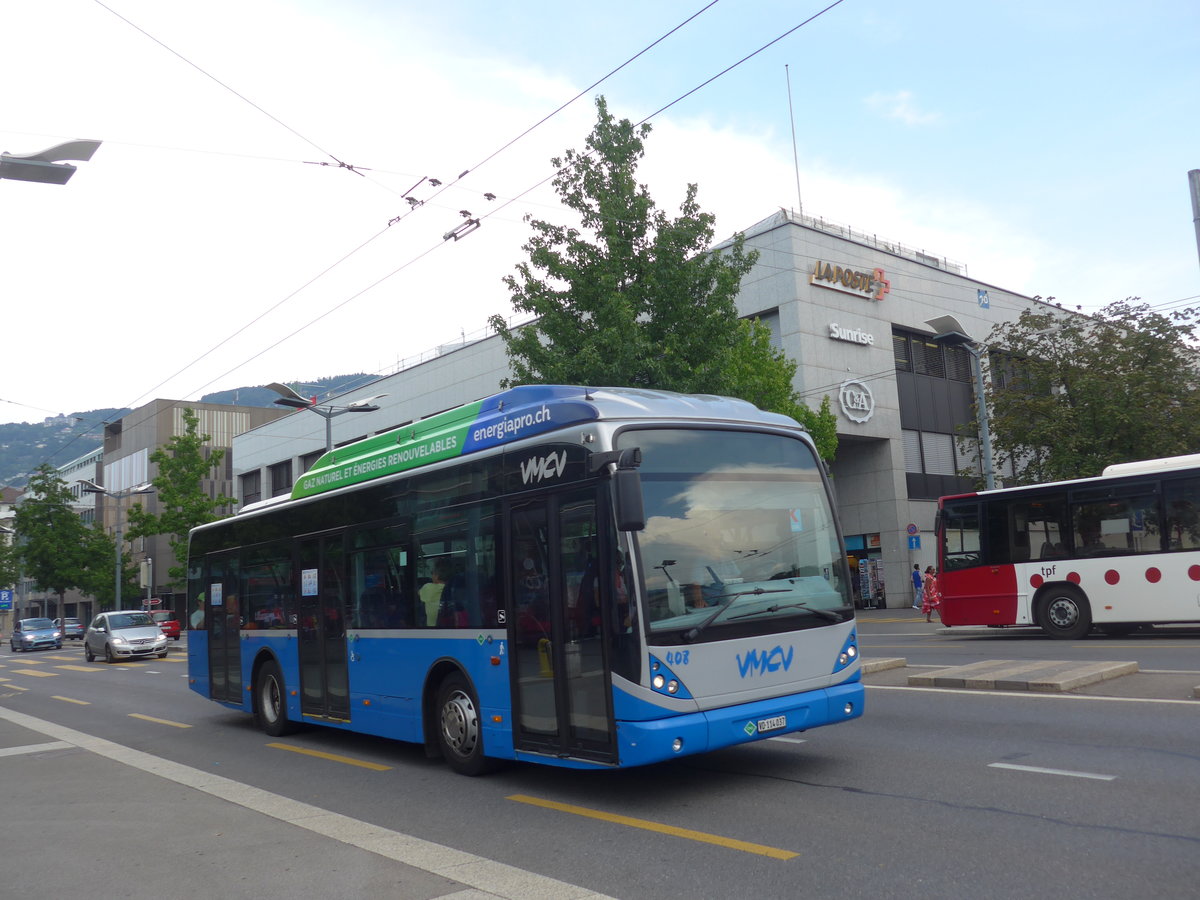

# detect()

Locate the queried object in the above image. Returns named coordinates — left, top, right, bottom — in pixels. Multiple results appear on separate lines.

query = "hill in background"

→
left=0, top=374, right=376, bottom=488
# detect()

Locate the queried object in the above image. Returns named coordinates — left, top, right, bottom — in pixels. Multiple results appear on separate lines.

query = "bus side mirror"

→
left=613, top=468, right=645, bottom=532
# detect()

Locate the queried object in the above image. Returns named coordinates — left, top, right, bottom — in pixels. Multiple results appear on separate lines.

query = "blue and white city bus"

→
left=187, top=385, right=862, bottom=773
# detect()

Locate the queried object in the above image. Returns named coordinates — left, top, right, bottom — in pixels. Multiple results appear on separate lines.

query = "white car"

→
left=84, top=610, right=169, bottom=663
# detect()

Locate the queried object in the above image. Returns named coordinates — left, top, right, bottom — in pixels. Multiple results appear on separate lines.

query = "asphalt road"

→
left=1, top=622, right=1197, bottom=900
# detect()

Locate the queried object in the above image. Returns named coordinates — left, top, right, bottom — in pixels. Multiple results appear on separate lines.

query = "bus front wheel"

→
left=1037, top=586, right=1092, bottom=640
left=256, top=660, right=298, bottom=736
left=435, top=672, right=491, bottom=776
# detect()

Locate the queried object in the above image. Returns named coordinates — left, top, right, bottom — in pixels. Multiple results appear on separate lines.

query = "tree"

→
left=76, top=523, right=140, bottom=610
left=489, top=96, right=837, bottom=460
left=984, top=299, right=1200, bottom=484
left=13, top=464, right=92, bottom=621
left=126, top=408, right=235, bottom=589
left=0, top=533, right=20, bottom=591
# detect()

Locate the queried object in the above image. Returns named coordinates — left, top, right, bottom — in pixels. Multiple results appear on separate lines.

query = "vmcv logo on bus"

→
left=736, top=645, right=794, bottom=678
left=520, top=450, right=567, bottom=484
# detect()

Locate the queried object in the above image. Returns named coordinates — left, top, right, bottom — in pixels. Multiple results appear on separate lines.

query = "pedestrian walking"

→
left=911, top=564, right=923, bottom=610
left=921, top=566, right=942, bottom=623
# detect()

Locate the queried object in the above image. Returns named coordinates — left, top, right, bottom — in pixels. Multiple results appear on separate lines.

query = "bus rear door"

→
left=297, top=534, right=351, bottom=721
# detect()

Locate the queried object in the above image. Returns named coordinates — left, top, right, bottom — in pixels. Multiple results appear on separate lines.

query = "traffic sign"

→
left=0, top=589, right=12, bottom=610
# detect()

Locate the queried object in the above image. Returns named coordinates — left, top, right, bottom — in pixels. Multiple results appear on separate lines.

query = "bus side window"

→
left=1164, top=477, right=1200, bottom=550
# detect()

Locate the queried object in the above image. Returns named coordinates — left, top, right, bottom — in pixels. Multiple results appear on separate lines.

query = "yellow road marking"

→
left=508, top=794, right=798, bottom=860
left=128, top=713, right=192, bottom=728
left=267, top=742, right=392, bottom=771
left=57, top=665, right=101, bottom=673
left=12, top=669, right=56, bottom=678
left=46, top=654, right=79, bottom=661
left=53, top=696, right=90, bottom=705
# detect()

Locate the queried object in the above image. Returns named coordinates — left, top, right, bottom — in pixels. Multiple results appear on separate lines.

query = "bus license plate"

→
left=757, top=715, right=786, bottom=733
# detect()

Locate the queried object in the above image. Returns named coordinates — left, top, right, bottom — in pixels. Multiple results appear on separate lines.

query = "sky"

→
left=1, top=0, right=1197, bottom=426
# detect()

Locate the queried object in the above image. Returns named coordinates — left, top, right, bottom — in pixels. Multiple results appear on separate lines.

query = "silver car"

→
left=84, top=611, right=169, bottom=663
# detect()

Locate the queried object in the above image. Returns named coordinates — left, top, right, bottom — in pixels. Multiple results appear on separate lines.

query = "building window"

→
left=920, top=432, right=956, bottom=476
left=747, top=309, right=783, bottom=350
left=912, top=338, right=945, bottom=378
left=893, top=334, right=912, bottom=372
left=902, top=430, right=922, bottom=472
left=945, top=344, right=972, bottom=383
left=269, top=460, right=293, bottom=498
left=300, top=450, right=324, bottom=474
left=241, top=470, right=261, bottom=506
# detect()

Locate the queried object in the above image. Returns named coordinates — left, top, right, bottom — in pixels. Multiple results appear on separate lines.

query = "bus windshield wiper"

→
left=728, top=602, right=843, bottom=623
left=682, top=587, right=789, bottom=643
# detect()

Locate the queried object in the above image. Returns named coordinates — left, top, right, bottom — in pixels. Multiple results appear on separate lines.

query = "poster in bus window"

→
left=301, top=568, right=319, bottom=597
left=210, top=583, right=223, bottom=607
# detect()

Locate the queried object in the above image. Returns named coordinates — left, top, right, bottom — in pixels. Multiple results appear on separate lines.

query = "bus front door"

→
left=509, top=492, right=616, bottom=763
left=297, top=535, right=350, bottom=721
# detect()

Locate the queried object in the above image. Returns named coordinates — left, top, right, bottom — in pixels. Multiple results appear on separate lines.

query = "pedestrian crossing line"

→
left=12, top=669, right=57, bottom=678
left=53, top=695, right=90, bottom=705
left=56, top=665, right=101, bottom=673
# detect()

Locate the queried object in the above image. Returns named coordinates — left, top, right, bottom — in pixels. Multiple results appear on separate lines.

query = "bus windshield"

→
left=621, top=428, right=851, bottom=640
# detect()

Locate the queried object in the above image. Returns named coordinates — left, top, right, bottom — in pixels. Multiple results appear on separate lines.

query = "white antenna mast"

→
left=785, top=65, right=804, bottom=220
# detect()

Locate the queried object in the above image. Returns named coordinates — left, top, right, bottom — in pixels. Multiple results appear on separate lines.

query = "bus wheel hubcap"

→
left=441, top=690, right=478, bottom=757
left=263, top=678, right=280, bottom=721
left=1048, top=599, right=1077, bottom=628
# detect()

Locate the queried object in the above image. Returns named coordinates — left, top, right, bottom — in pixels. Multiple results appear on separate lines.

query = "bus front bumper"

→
left=616, top=680, right=864, bottom=768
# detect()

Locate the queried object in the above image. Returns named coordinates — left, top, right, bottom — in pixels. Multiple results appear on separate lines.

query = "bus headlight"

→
left=666, top=680, right=679, bottom=694
left=672, top=738, right=684, bottom=753
left=653, top=674, right=665, bottom=689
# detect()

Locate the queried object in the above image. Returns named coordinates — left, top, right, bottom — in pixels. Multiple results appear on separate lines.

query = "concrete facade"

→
left=233, top=209, right=1060, bottom=608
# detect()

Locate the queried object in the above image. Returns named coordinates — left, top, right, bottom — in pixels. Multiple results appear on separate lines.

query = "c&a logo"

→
left=736, top=645, right=795, bottom=678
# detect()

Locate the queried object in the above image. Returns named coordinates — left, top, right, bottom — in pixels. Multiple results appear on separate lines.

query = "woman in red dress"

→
left=921, top=566, right=942, bottom=623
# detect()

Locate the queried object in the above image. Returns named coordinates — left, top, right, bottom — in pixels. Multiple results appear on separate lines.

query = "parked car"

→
left=151, top=610, right=181, bottom=640
left=84, top=610, right=169, bottom=663
left=54, top=617, right=85, bottom=640
left=10, top=617, right=63, bottom=652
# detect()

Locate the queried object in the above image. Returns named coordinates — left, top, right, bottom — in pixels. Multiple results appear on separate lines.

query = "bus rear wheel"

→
left=1037, top=586, right=1092, bottom=640
left=435, top=673, right=492, bottom=776
left=256, top=660, right=298, bottom=736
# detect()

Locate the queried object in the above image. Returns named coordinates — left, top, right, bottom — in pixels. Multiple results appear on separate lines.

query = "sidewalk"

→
left=0, top=705, right=612, bottom=900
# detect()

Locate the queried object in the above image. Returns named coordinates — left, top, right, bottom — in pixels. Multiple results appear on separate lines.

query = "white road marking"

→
left=0, top=740, right=73, bottom=758
left=989, top=762, right=1116, bottom=781
left=0, top=705, right=616, bottom=900
left=866, top=684, right=1199, bottom=706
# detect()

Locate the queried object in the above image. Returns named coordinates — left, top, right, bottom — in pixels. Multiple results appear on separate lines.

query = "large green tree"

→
left=489, top=96, right=837, bottom=461
left=126, top=408, right=235, bottom=588
left=13, top=464, right=94, bottom=620
left=984, top=299, right=1200, bottom=484
left=0, top=532, right=20, bottom=591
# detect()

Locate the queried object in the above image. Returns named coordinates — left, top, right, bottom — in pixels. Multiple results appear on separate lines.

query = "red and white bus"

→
left=937, top=453, right=1200, bottom=638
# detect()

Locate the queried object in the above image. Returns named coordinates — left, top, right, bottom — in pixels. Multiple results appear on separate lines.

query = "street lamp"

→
left=267, top=382, right=388, bottom=453
left=80, top=479, right=155, bottom=611
left=925, top=315, right=996, bottom=490
left=0, top=139, right=102, bottom=185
